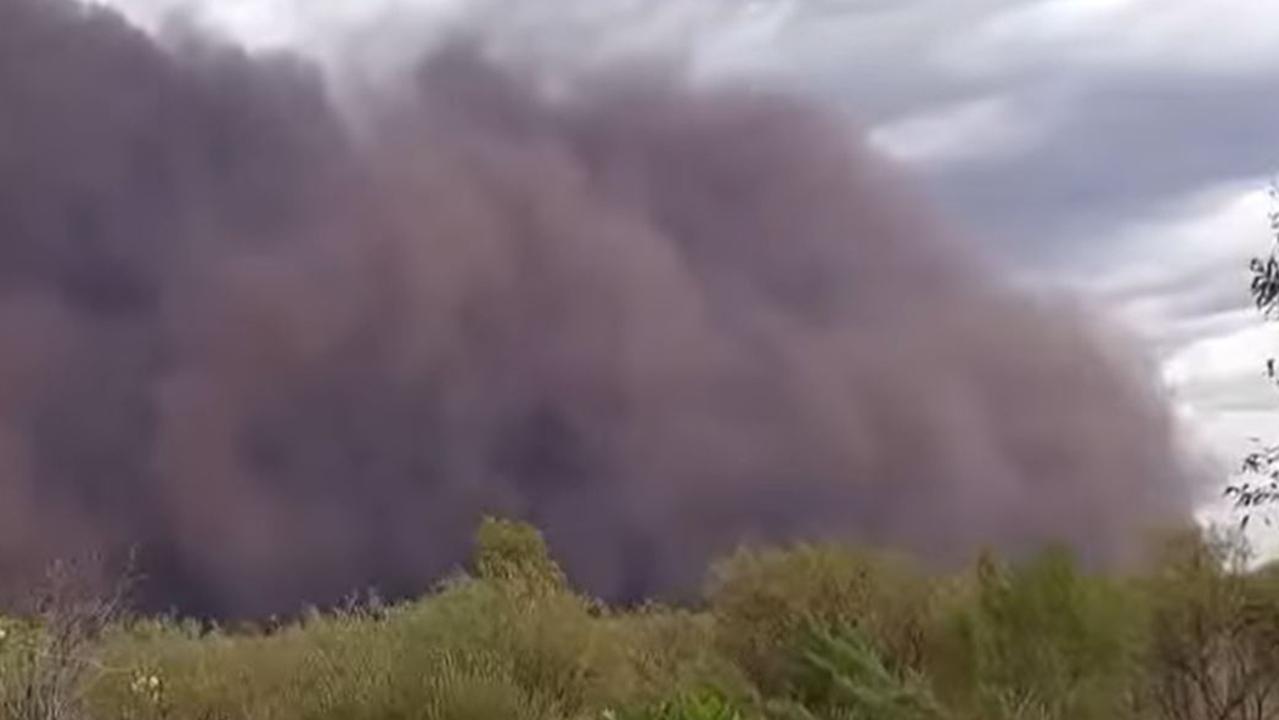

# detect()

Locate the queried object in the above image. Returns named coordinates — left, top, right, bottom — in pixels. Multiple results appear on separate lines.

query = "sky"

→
left=98, top=0, right=1279, bottom=551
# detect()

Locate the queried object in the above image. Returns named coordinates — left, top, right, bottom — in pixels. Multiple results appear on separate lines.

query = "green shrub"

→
left=931, top=548, right=1144, bottom=720
left=474, top=516, right=568, bottom=596
left=706, top=543, right=933, bottom=695
left=20, top=520, right=1279, bottom=720
left=769, top=622, right=946, bottom=720
left=603, top=605, right=753, bottom=707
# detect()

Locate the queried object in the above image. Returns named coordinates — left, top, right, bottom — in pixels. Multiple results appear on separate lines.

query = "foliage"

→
left=0, top=555, right=134, bottom=720
left=1231, top=182, right=1279, bottom=515
left=474, top=516, right=569, bottom=597
left=706, top=544, right=933, bottom=694
left=1247, top=184, right=1279, bottom=317
left=1140, top=530, right=1279, bottom=720
left=930, top=548, right=1145, bottom=720
left=0, top=520, right=1273, bottom=720
left=769, top=623, right=946, bottom=720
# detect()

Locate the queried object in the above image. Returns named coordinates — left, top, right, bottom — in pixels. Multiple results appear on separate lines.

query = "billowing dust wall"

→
left=0, top=0, right=1195, bottom=616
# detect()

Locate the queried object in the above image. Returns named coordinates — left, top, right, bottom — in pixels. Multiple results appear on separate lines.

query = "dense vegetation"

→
left=1, top=518, right=1278, bottom=720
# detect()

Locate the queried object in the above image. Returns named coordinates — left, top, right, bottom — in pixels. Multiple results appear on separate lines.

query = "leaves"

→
left=787, top=623, right=945, bottom=720
left=1236, top=181, right=1279, bottom=518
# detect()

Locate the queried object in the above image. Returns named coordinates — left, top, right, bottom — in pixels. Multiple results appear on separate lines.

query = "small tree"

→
left=473, top=516, right=568, bottom=597
left=1143, top=530, right=1279, bottom=720
left=0, top=553, right=135, bottom=720
left=1227, top=183, right=1279, bottom=519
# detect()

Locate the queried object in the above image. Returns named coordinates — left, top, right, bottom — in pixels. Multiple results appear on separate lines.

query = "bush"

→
left=474, top=516, right=568, bottom=596
left=602, top=605, right=753, bottom=707
left=8, top=520, right=1277, bottom=720
left=0, top=556, right=133, bottom=720
left=930, top=548, right=1145, bottom=720
left=769, top=623, right=946, bottom=720
left=1141, top=530, right=1279, bottom=720
left=706, top=543, right=934, bottom=695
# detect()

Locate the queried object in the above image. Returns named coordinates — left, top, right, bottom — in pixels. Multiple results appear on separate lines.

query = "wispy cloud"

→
left=869, top=94, right=1047, bottom=165
left=944, top=0, right=1279, bottom=77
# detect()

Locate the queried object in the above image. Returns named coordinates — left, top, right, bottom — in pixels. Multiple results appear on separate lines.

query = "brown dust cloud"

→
left=0, top=0, right=1199, bottom=616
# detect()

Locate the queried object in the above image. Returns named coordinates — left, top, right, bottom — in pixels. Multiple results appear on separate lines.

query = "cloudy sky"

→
left=99, top=0, right=1279, bottom=547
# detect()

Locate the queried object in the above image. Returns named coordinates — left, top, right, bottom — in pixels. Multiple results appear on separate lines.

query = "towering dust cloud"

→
left=0, top=0, right=1196, bottom=616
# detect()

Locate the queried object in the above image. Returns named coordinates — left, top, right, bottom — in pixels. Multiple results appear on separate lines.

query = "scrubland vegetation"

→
left=2, top=518, right=1279, bottom=720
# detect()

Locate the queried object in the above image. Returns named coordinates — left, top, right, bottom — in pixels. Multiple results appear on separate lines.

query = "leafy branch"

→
left=1228, top=183, right=1279, bottom=520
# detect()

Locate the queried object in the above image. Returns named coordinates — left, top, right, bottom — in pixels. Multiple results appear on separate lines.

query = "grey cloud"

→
left=921, top=76, right=1279, bottom=264
left=758, top=0, right=1279, bottom=361
left=735, top=1, right=1278, bottom=267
